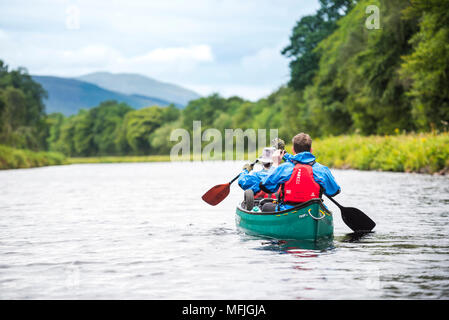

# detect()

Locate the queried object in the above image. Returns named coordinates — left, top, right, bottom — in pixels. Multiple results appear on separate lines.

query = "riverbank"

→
left=1, top=133, right=448, bottom=174
left=310, top=132, right=449, bottom=175
left=67, top=155, right=172, bottom=164
left=0, top=146, right=175, bottom=169
left=0, top=145, right=66, bottom=170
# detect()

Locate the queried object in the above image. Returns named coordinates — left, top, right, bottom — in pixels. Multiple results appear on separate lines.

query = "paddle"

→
left=324, top=194, right=376, bottom=232
left=202, top=160, right=258, bottom=206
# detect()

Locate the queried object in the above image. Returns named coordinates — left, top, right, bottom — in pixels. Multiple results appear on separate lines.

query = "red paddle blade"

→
left=201, top=183, right=231, bottom=206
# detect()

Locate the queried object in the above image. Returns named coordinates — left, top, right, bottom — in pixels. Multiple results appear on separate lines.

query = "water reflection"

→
left=258, top=238, right=335, bottom=254
left=338, top=232, right=375, bottom=243
left=256, top=238, right=335, bottom=272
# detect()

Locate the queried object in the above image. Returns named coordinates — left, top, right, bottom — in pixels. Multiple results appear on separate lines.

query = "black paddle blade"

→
left=201, top=183, right=230, bottom=206
left=340, top=206, right=376, bottom=232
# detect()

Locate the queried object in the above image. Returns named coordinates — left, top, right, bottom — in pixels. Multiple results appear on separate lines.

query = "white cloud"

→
left=56, top=44, right=213, bottom=67
left=0, top=0, right=320, bottom=100
left=241, top=46, right=285, bottom=70
left=61, top=45, right=122, bottom=66
left=1, top=43, right=214, bottom=77
left=132, top=45, right=213, bottom=63
left=239, top=44, right=290, bottom=84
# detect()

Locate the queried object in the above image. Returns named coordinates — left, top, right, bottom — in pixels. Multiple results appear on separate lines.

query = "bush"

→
left=0, top=144, right=66, bottom=169
left=287, top=133, right=449, bottom=174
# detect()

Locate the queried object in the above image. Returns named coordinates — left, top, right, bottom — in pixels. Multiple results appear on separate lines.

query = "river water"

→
left=0, top=161, right=448, bottom=299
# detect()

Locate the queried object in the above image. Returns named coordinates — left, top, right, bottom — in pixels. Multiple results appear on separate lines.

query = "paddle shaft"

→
left=229, top=174, right=240, bottom=185
left=202, top=159, right=259, bottom=206
left=324, top=194, right=343, bottom=209
left=229, top=159, right=259, bottom=184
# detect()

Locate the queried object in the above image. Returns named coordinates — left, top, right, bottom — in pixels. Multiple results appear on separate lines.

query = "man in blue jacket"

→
left=260, top=133, right=340, bottom=211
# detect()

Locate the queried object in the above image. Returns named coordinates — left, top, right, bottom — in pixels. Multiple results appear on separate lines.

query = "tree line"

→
left=281, top=0, right=449, bottom=135
left=0, top=61, right=48, bottom=150
left=1, top=0, right=448, bottom=157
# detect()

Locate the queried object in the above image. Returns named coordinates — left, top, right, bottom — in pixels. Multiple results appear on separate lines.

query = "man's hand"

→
left=242, top=163, right=254, bottom=172
left=272, top=149, right=285, bottom=167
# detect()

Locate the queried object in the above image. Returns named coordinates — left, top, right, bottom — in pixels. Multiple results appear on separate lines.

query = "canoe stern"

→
left=235, top=200, right=333, bottom=241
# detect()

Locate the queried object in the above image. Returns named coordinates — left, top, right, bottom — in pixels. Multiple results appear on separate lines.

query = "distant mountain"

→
left=77, top=72, right=201, bottom=106
left=32, top=75, right=175, bottom=116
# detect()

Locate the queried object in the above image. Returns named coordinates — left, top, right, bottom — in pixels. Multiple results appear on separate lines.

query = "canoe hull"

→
left=235, top=199, right=333, bottom=241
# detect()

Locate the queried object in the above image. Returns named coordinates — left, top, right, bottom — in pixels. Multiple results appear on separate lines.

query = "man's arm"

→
left=259, top=163, right=293, bottom=193
left=282, top=152, right=295, bottom=163
left=312, top=164, right=341, bottom=197
left=238, top=170, right=259, bottom=191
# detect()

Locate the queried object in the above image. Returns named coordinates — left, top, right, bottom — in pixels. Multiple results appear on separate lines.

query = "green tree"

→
left=282, top=0, right=356, bottom=91
left=149, top=120, right=182, bottom=155
left=0, top=60, right=48, bottom=149
left=181, top=93, right=238, bottom=130
left=307, top=0, right=418, bottom=135
left=162, top=104, right=181, bottom=123
left=73, top=110, right=94, bottom=156
left=46, top=112, right=65, bottom=151
left=119, top=106, right=164, bottom=154
left=53, top=115, right=77, bottom=156
left=400, top=0, right=449, bottom=131
left=90, top=101, right=132, bottom=155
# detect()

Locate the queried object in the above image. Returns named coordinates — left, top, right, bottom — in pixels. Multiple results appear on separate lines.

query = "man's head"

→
left=292, top=133, right=312, bottom=154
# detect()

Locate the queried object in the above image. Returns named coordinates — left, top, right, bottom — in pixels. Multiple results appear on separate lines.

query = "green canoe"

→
left=235, top=199, right=334, bottom=241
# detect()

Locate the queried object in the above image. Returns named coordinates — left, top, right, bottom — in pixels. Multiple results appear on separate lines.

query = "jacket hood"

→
left=290, top=152, right=316, bottom=164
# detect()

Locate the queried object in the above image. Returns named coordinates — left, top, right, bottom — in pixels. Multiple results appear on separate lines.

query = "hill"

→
left=32, top=75, right=174, bottom=115
left=77, top=72, right=200, bottom=106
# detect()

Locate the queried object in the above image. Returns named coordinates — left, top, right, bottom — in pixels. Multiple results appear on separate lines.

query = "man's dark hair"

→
left=292, top=133, right=312, bottom=153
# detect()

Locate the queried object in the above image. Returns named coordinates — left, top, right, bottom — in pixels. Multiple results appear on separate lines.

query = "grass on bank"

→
left=309, top=132, right=449, bottom=174
left=2, top=132, right=449, bottom=174
left=61, top=132, right=449, bottom=174
left=67, top=155, right=173, bottom=164
left=67, top=152, right=257, bottom=164
left=0, top=145, right=66, bottom=170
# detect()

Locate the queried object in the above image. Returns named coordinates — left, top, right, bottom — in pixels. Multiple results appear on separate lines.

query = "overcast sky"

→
left=0, top=0, right=320, bottom=100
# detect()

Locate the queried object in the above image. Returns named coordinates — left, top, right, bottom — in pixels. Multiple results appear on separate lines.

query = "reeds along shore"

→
left=1, top=133, right=448, bottom=174
left=0, top=145, right=66, bottom=170
left=309, top=132, right=449, bottom=175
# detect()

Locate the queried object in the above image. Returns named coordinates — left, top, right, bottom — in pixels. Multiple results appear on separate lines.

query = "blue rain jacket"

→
left=238, top=167, right=273, bottom=194
left=260, top=152, right=340, bottom=211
